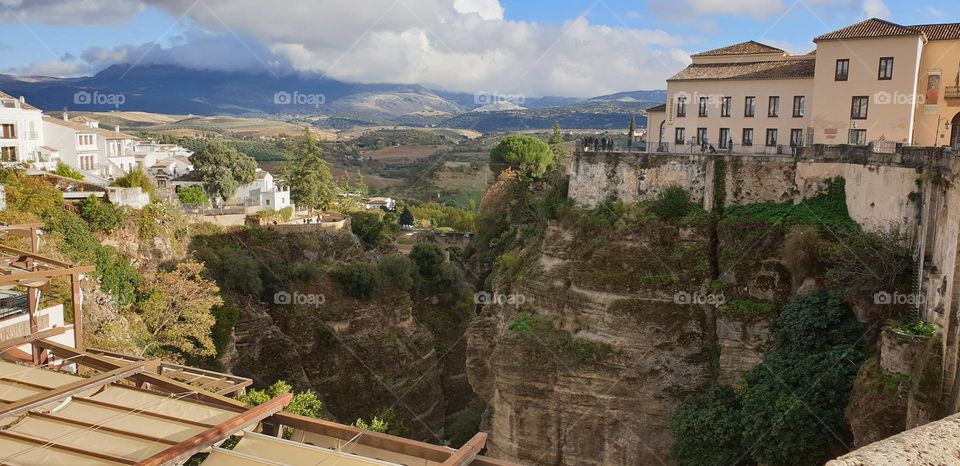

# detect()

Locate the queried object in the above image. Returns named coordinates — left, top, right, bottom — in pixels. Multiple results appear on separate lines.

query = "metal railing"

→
left=645, top=142, right=801, bottom=156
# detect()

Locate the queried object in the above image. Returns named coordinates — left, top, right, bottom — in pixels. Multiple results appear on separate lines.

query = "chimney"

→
left=115, top=125, right=121, bottom=133
left=62, top=110, right=69, bottom=121
left=18, top=96, right=24, bottom=108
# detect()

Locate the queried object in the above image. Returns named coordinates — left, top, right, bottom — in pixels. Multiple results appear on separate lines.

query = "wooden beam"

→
left=135, top=392, right=292, bottom=466
left=0, top=430, right=136, bottom=465
left=441, top=432, right=487, bottom=466
left=0, top=244, right=73, bottom=268
left=0, top=326, right=69, bottom=352
left=0, top=360, right=148, bottom=418
left=71, top=272, right=84, bottom=350
left=34, top=339, right=515, bottom=466
left=0, top=265, right=96, bottom=285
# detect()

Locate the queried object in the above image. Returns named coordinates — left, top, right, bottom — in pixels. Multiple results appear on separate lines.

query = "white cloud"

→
left=0, top=0, right=144, bottom=25
left=4, top=57, right=90, bottom=77
left=861, top=0, right=890, bottom=19
left=1, top=0, right=690, bottom=96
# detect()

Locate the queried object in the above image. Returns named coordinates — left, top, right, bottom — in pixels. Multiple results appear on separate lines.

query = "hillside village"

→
left=5, top=7, right=960, bottom=466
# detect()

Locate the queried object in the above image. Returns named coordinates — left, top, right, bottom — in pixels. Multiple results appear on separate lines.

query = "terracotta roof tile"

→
left=814, top=18, right=920, bottom=42
left=911, top=23, right=960, bottom=41
left=668, top=58, right=816, bottom=81
left=691, top=41, right=785, bottom=57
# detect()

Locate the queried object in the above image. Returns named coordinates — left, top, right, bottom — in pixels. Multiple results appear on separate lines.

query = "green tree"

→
left=350, top=210, right=398, bottom=250
left=191, top=139, right=257, bottom=203
left=489, top=135, right=556, bottom=179
left=671, top=385, right=747, bottom=466
left=330, top=262, right=382, bottom=299
left=177, top=185, right=209, bottom=206
left=738, top=291, right=865, bottom=465
left=628, top=116, right=637, bottom=145
left=398, top=206, right=415, bottom=227
left=549, top=121, right=564, bottom=145
left=53, top=162, right=84, bottom=180
left=239, top=380, right=324, bottom=438
left=354, top=170, right=369, bottom=196
left=79, top=196, right=124, bottom=232
left=132, top=261, right=222, bottom=361
left=282, top=129, right=337, bottom=210
left=112, top=166, right=157, bottom=198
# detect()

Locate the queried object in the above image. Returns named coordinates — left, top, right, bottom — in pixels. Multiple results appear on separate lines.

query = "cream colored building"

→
left=649, top=19, right=960, bottom=153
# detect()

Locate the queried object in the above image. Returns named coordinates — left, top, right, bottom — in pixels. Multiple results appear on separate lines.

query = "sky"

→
left=0, top=0, right=956, bottom=97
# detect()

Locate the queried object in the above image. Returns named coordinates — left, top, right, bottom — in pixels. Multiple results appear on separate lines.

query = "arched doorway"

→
left=952, top=113, right=960, bottom=150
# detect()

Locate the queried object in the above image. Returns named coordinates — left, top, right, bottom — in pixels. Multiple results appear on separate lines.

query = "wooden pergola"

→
left=0, top=223, right=94, bottom=357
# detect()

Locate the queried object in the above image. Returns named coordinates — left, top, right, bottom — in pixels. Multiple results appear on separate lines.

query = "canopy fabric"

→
left=227, top=432, right=404, bottom=466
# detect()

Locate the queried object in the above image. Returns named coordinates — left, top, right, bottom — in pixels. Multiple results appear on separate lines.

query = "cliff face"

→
left=467, top=215, right=778, bottom=464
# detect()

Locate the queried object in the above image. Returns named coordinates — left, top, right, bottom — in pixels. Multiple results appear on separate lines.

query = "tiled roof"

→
left=814, top=18, right=921, bottom=42
left=911, top=23, right=960, bottom=41
left=43, top=116, right=99, bottom=133
left=691, top=40, right=785, bottom=57
left=0, top=91, right=38, bottom=111
left=668, top=58, right=816, bottom=81
left=647, top=104, right=667, bottom=112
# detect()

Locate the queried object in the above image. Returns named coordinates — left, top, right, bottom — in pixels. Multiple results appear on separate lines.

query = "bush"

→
left=112, top=166, right=157, bottom=198
left=893, top=319, right=937, bottom=337
left=825, top=224, right=913, bottom=297
left=330, top=262, right=382, bottom=299
left=738, top=291, right=865, bottom=465
left=489, top=135, right=556, bottom=179
left=177, top=185, right=209, bottom=206
left=53, top=162, right=84, bottom=180
left=410, top=243, right=445, bottom=278
left=377, top=255, right=416, bottom=292
left=351, top=210, right=398, bottom=250
left=80, top=196, right=125, bottom=232
left=671, top=385, right=747, bottom=466
left=650, top=186, right=695, bottom=220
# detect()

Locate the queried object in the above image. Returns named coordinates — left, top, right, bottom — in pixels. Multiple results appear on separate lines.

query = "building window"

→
left=675, top=127, right=685, bottom=144
left=699, top=97, right=708, bottom=117
left=766, top=129, right=778, bottom=147
left=851, top=96, right=869, bottom=120
left=792, top=96, right=805, bottom=118
left=790, top=129, right=804, bottom=147
left=697, top=128, right=708, bottom=145
left=1, top=146, right=17, bottom=162
left=768, top=96, right=780, bottom=117
left=677, top=97, right=687, bottom=117
left=848, top=129, right=867, bottom=145
left=721, top=97, right=731, bottom=117
left=1, top=124, right=15, bottom=139
left=719, top=128, right=731, bottom=149
left=835, top=59, right=849, bottom=81
left=742, top=128, right=754, bottom=146
left=744, top=96, right=756, bottom=117
left=878, top=57, right=894, bottom=80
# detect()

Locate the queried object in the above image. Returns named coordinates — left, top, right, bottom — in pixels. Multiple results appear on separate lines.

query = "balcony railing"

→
left=946, top=86, right=960, bottom=100
left=642, top=142, right=800, bottom=156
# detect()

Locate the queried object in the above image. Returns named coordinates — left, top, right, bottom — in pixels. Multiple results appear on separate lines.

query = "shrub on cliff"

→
left=738, top=290, right=865, bottom=465
left=489, top=135, right=556, bottom=179
left=80, top=195, right=125, bottom=232
left=330, top=262, right=382, bottom=299
left=671, top=385, right=748, bottom=466
left=650, top=186, right=695, bottom=221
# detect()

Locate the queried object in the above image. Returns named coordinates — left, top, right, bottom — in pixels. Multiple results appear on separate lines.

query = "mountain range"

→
left=0, top=65, right=666, bottom=131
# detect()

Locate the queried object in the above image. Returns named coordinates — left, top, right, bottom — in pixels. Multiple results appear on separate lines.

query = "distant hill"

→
left=0, top=64, right=665, bottom=131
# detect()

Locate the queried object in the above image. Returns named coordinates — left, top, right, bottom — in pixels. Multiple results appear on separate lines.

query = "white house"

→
left=42, top=115, right=100, bottom=176
left=135, top=142, right=194, bottom=175
left=242, top=169, right=291, bottom=211
left=0, top=92, right=53, bottom=169
left=363, top=197, right=396, bottom=211
left=148, top=156, right=193, bottom=178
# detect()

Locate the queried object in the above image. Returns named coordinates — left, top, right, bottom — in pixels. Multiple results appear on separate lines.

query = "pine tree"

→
left=628, top=116, right=637, bottom=146
left=550, top=121, right=564, bottom=145
left=282, top=128, right=337, bottom=210
left=354, top=170, right=369, bottom=196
